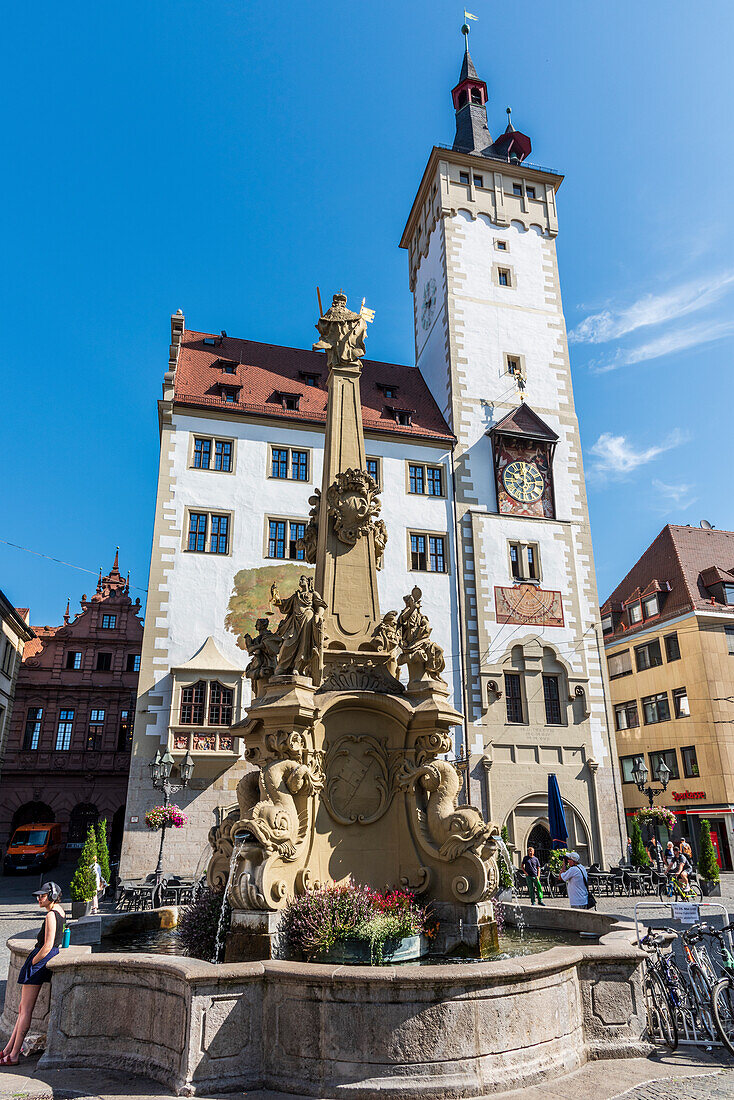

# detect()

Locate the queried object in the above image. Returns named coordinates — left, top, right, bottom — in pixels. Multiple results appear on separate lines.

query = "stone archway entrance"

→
left=10, top=802, right=54, bottom=840
left=526, top=823, right=552, bottom=866
left=67, top=802, right=98, bottom=849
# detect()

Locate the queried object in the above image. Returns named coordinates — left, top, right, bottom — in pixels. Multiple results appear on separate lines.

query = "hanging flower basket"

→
left=634, top=806, right=676, bottom=835
left=145, top=805, right=188, bottom=831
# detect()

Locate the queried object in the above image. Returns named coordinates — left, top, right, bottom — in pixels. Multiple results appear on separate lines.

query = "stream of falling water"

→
left=494, top=835, right=526, bottom=941
left=212, top=837, right=245, bottom=963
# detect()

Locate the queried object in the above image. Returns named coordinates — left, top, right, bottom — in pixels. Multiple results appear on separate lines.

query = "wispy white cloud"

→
left=651, top=478, right=698, bottom=515
left=569, top=270, right=734, bottom=345
left=586, top=319, right=734, bottom=374
left=587, top=430, right=687, bottom=482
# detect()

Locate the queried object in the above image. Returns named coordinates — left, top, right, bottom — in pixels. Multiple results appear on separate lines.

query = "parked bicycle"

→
left=640, top=927, right=687, bottom=1049
left=699, top=922, right=734, bottom=1056
left=680, top=924, right=718, bottom=1041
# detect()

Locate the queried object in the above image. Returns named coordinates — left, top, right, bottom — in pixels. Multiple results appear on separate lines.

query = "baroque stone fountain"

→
left=207, top=293, right=501, bottom=960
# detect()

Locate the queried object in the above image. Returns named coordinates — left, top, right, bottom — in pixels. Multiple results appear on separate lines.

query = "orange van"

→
left=3, top=822, right=63, bottom=874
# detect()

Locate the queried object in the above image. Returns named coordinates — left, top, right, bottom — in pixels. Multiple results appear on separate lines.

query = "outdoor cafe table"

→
left=587, top=871, right=617, bottom=897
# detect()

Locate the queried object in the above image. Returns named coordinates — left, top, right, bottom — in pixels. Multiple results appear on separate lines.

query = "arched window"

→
left=67, top=802, right=98, bottom=847
left=208, top=682, right=233, bottom=726
left=180, top=680, right=206, bottom=724
left=457, top=89, right=468, bottom=108
left=470, top=87, right=482, bottom=104
left=526, top=823, right=552, bottom=866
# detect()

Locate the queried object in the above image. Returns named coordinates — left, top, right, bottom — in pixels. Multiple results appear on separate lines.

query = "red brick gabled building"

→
left=0, top=552, right=143, bottom=858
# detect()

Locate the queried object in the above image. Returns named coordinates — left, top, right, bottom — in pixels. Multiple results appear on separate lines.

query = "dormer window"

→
left=725, top=584, right=734, bottom=605
left=394, top=410, right=412, bottom=427
left=221, top=387, right=238, bottom=403
left=642, top=594, right=659, bottom=618
left=223, top=364, right=236, bottom=375
left=601, top=615, right=613, bottom=634
left=377, top=383, right=398, bottom=399
left=299, top=372, right=320, bottom=387
left=628, top=602, right=642, bottom=624
left=203, top=336, right=218, bottom=347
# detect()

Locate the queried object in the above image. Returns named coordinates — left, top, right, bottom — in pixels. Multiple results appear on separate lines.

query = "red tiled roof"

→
left=604, top=524, right=734, bottom=641
left=173, top=331, right=455, bottom=443
left=23, top=625, right=59, bottom=659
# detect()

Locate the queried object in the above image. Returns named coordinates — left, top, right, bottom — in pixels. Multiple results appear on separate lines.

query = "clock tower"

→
left=399, top=29, right=625, bottom=865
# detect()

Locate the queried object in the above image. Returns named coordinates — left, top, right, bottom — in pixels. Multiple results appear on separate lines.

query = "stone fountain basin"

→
left=4, top=907, right=648, bottom=1098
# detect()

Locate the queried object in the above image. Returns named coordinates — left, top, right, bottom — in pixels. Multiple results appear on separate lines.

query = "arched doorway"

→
left=507, top=793, right=592, bottom=867
left=67, top=803, right=98, bottom=849
left=526, top=823, right=552, bottom=866
left=10, top=802, right=54, bottom=839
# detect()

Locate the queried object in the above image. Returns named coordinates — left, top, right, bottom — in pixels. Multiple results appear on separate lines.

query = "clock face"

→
left=421, top=278, right=437, bottom=331
left=502, top=460, right=544, bottom=503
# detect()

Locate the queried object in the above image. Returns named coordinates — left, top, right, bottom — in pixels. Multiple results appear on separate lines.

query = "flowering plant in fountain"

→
left=145, top=804, right=188, bottom=831
left=279, top=879, right=428, bottom=964
left=634, top=806, right=676, bottom=835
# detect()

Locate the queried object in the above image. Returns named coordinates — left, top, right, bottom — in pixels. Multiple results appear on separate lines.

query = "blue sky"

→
left=3, top=1, right=733, bottom=624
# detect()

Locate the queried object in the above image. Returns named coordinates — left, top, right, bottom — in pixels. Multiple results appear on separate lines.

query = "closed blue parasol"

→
left=548, top=773, right=569, bottom=850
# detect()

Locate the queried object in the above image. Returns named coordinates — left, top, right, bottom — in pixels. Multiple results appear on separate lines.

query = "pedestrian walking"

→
left=91, top=860, right=107, bottom=914
left=1, top=883, right=65, bottom=1066
left=521, top=847, right=544, bottom=906
left=559, top=851, right=596, bottom=909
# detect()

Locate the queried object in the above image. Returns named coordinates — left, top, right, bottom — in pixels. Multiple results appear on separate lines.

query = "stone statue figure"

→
left=271, top=576, right=326, bottom=682
left=312, top=292, right=367, bottom=370
left=397, top=586, right=446, bottom=680
left=244, top=617, right=282, bottom=697
left=371, top=611, right=400, bottom=676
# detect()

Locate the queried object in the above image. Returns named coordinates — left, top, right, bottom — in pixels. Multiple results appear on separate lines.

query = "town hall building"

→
left=121, top=36, right=625, bottom=878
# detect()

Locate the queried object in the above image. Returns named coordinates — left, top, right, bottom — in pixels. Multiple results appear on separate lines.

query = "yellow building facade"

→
left=602, top=525, right=734, bottom=869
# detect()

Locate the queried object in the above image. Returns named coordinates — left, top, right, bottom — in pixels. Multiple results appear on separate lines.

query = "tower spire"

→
left=451, top=29, right=490, bottom=155
left=63, top=598, right=70, bottom=625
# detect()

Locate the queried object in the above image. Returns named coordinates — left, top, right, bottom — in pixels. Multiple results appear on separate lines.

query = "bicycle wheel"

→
left=658, top=879, right=670, bottom=900
left=687, top=881, right=703, bottom=901
left=698, top=946, right=718, bottom=988
left=689, top=963, right=717, bottom=1041
left=644, top=969, right=678, bottom=1050
left=712, top=978, right=734, bottom=1057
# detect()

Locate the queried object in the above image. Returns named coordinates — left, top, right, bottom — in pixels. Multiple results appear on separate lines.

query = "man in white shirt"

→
left=559, top=851, right=590, bottom=909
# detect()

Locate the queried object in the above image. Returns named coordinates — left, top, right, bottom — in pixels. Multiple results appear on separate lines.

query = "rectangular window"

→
left=473, top=174, right=483, bottom=187
left=619, top=754, right=641, bottom=783
left=208, top=683, right=233, bottom=726
left=607, top=650, right=632, bottom=679
left=1, top=640, right=13, bottom=675
left=271, top=448, right=288, bottom=478
left=409, top=464, right=424, bottom=494
left=66, top=651, right=82, bottom=670
left=118, top=709, right=133, bottom=751
left=222, top=387, right=237, bottom=403
left=188, top=512, right=207, bottom=552
left=180, top=681, right=206, bottom=725
left=505, top=673, right=524, bottom=723
left=214, top=440, right=232, bottom=472
left=526, top=186, right=536, bottom=199
left=267, top=519, right=306, bottom=560
left=410, top=533, right=427, bottom=572
left=525, top=545, right=538, bottom=580
left=642, top=595, right=659, bottom=618
left=681, top=745, right=699, bottom=779
left=510, top=543, right=520, bottom=580
left=101, top=614, right=117, bottom=629
left=194, top=438, right=211, bottom=469
left=96, top=652, right=112, bottom=671
left=459, top=171, right=470, bottom=184
left=512, top=182, right=522, bottom=196
left=543, top=675, right=562, bottom=724
left=366, top=458, right=380, bottom=486
left=428, top=536, right=446, bottom=573
left=426, top=466, right=443, bottom=496
left=291, top=451, right=308, bottom=481
left=635, top=639, right=662, bottom=671
left=87, top=709, right=105, bottom=751
left=394, top=410, right=412, bottom=426
left=289, top=522, right=306, bottom=561
left=673, top=687, right=690, bottom=718
left=614, top=700, right=639, bottom=731
left=664, top=633, right=681, bottom=662
left=642, top=692, right=671, bottom=725
left=601, top=615, right=613, bottom=633
left=268, top=520, right=286, bottom=559
left=22, top=707, right=43, bottom=751
left=126, top=653, right=141, bottom=672
left=628, top=602, right=642, bottom=623
left=55, top=709, right=74, bottom=751
left=724, top=584, right=734, bottom=605
left=726, top=626, right=734, bottom=655
left=498, top=269, right=510, bottom=287
left=496, top=240, right=508, bottom=251
left=649, top=747, right=679, bottom=781
left=209, top=515, right=229, bottom=554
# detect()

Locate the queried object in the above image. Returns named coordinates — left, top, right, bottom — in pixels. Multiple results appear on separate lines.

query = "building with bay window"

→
left=602, top=523, right=734, bottom=868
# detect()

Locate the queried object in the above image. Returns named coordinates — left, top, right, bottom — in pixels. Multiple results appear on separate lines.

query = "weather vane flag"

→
left=464, top=10, right=478, bottom=20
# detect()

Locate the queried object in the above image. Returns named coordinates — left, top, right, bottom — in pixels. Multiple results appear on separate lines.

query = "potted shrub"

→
left=698, top=819, right=721, bottom=896
left=630, top=817, right=650, bottom=867
left=279, top=880, right=429, bottom=965
left=69, top=825, right=98, bottom=918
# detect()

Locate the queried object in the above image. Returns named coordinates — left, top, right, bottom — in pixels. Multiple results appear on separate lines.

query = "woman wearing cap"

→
left=1, top=882, right=65, bottom=1066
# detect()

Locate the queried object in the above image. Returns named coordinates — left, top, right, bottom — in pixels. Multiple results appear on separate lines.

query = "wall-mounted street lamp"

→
left=149, top=748, right=195, bottom=888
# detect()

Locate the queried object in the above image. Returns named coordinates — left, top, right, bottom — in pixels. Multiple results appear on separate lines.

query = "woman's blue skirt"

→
left=18, top=946, right=58, bottom=986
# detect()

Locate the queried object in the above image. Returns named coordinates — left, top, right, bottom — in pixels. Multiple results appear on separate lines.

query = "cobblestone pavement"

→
left=610, top=1068, right=734, bottom=1098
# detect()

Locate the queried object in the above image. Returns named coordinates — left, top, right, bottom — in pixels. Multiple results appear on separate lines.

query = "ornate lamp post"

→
left=149, top=748, right=195, bottom=888
left=632, top=755, right=671, bottom=807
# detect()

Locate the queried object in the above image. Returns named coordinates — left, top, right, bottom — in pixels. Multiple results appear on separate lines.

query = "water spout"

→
left=212, top=836, right=245, bottom=964
left=494, top=834, right=525, bottom=942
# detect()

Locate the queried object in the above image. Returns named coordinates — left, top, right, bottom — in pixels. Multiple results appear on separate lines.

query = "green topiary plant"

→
left=630, top=816, right=650, bottom=867
left=498, top=825, right=513, bottom=890
left=698, top=819, right=720, bottom=882
left=95, top=818, right=110, bottom=886
left=69, top=825, right=98, bottom=902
